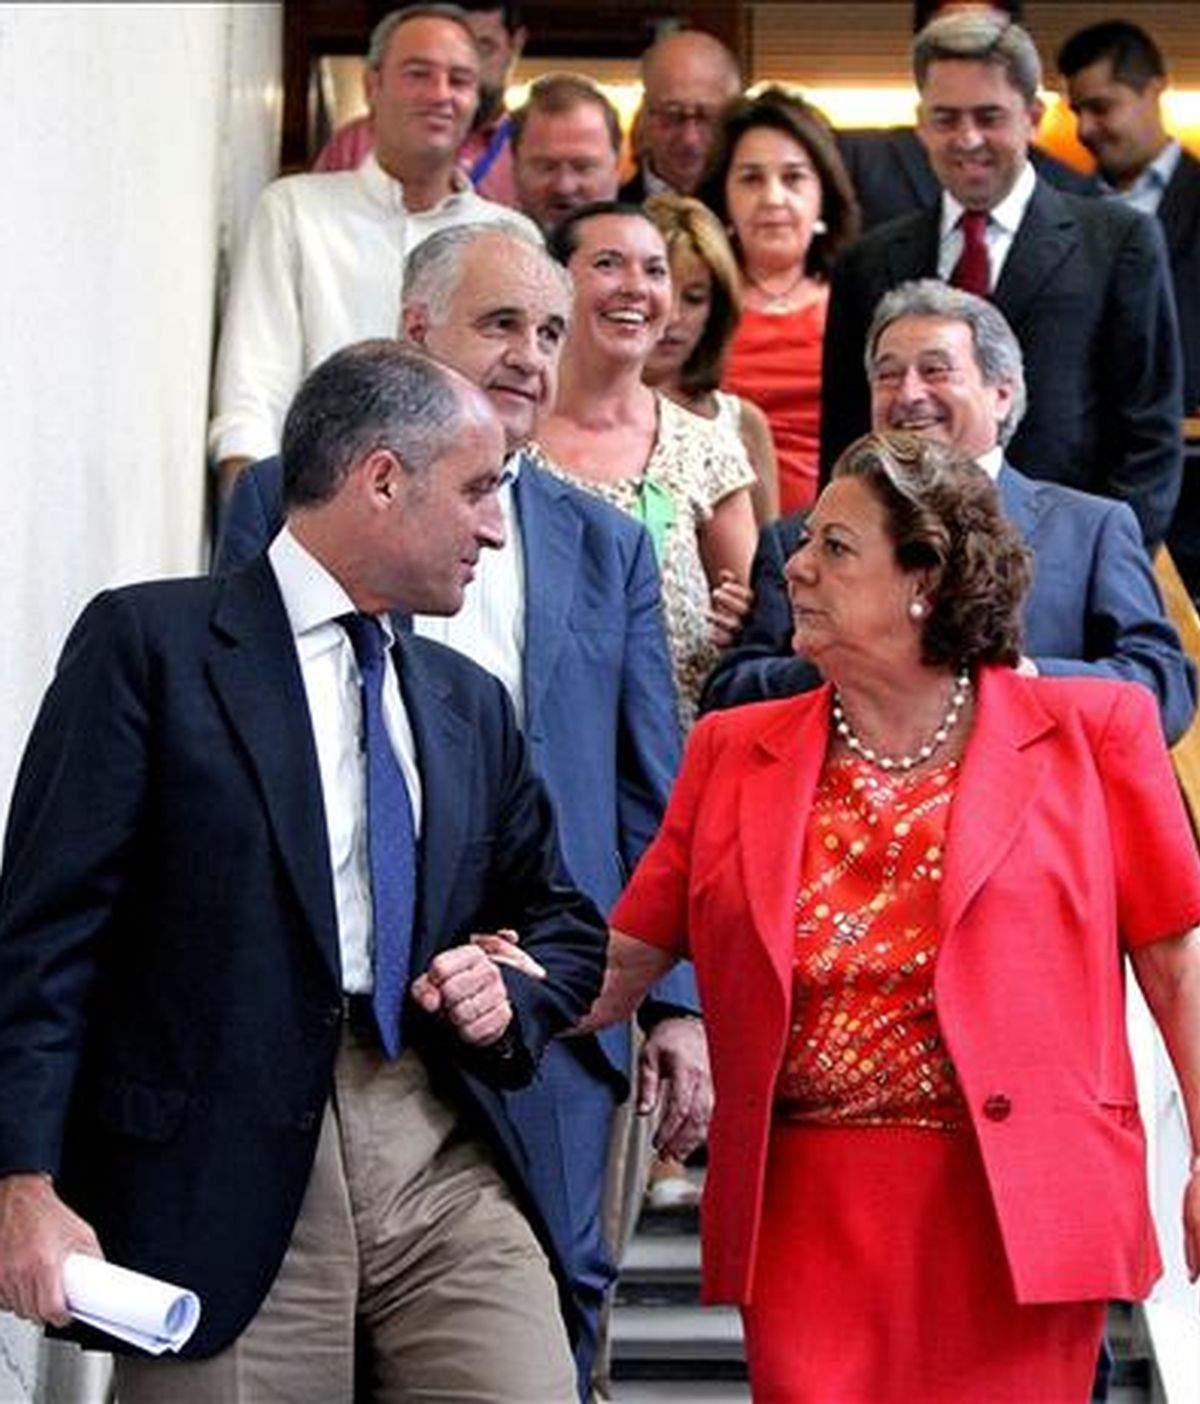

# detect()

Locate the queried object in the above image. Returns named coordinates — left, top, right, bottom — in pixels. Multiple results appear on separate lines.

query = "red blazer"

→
left=612, top=667, right=1200, bottom=1306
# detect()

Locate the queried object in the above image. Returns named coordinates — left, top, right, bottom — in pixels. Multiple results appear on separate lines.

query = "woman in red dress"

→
left=696, top=90, right=859, bottom=516
left=582, top=432, right=1200, bottom=1401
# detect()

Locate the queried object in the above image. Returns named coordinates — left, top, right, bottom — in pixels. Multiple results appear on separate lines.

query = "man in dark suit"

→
left=836, top=0, right=1091, bottom=231
left=0, top=343, right=607, bottom=1400
left=215, top=222, right=704, bottom=1395
left=1058, top=19, right=1200, bottom=593
left=821, top=10, right=1183, bottom=549
left=704, top=280, right=1195, bottom=745
left=837, top=127, right=1093, bottom=233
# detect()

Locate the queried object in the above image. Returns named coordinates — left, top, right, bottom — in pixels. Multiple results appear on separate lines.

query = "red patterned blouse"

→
left=776, top=754, right=966, bottom=1131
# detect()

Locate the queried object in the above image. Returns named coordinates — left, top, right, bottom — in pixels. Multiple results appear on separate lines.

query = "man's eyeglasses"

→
left=647, top=102, right=720, bottom=130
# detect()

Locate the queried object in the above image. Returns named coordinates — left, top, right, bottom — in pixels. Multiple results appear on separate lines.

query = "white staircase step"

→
left=612, top=1383, right=750, bottom=1402
left=611, top=1303, right=744, bottom=1361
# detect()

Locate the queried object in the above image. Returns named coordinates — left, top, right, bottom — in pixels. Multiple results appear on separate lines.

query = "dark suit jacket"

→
left=835, top=127, right=1094, bottom=232
left=215, top=455, right=696, bottom=1080
left=0, top=562, right=607, bottom=1356
left=701, top=463, right=1196, bottom=744
left=618, top=166, right=717, bottom=212
left=618, top=167, right=653, bottom=205
left=1160, top=150, right=1200, bottom=587
left=214, top=457, right=695, bottom=1345
left=820, top=177, right=1184, bottom=548
left=1159, top=147, right=1200, bottom=416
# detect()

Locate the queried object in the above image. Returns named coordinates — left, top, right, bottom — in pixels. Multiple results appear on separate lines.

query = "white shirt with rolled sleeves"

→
left=209, top=154, right=539, bottom=464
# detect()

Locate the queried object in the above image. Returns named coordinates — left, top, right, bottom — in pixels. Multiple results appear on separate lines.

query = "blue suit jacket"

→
left=701, top=464, right=1196, bottom=744
left=215, top=455, right=696, bottom=1075
left=0, top=561, right=607, bottom=1356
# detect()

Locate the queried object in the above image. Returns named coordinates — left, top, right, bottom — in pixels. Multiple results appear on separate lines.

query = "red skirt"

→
left=741, top=1121, right=1105, bottom=1403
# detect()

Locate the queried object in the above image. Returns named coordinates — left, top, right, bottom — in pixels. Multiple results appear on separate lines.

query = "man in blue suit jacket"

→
left=703, top=281, right=1195, bottom=745
left=0, top=345, right=606, bottom=1400
left=216, top=223, right=702, bottom=1394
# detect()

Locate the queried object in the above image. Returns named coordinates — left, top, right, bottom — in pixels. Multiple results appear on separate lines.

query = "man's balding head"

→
left=402, top=225, right=572, bottom=450
left=638, top=30, right=741, bottom=195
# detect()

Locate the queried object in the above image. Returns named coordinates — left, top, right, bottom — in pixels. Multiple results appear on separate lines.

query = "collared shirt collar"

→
left=269, top=525, right=382, bottom=641
left=357, top=150, right=475, bottom=215
left=976, top=445, right=1004, bottom=481
left=1147, top=137, right=1182, bottom=188
left=940, top=158, right=1036, bottom=239
left=1098, top=139, right=1181, bottom=215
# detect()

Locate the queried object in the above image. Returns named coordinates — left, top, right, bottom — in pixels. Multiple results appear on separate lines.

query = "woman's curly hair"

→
left=832, top=432, right=1032, bottom=668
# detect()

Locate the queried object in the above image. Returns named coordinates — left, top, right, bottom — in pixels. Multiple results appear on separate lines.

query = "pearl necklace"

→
left=832, top=669, right=971, bottom=772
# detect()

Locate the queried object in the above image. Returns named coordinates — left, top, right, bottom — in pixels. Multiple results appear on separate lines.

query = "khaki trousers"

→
left=116, top=1033, right=575, bottom=1403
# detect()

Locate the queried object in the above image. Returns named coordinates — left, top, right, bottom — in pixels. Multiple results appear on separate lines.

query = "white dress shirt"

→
left=414, top=463, right=526, bottom=721
left=210, top=155, right=538, bottom=464
left=269, top=527, right=422, bottom=995
left=937, top=160, right=1037, bottom=291
left=975, top=444, right=1004, bottom=480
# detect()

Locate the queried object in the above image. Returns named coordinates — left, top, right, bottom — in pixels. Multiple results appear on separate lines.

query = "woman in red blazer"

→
left=586, top=432, right=1200, bottom=1401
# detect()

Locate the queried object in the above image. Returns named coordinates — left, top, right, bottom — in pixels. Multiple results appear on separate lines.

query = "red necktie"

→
left=951, top=210, right=990, bottom=297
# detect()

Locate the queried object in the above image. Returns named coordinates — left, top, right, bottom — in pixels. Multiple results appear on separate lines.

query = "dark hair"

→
left=832, top=432, right=1031, bottom=669
left=457, top=0, right=522, bottom=30
left=510, top=72, right=622, bottom=157
left=695, top=87, right=860, bottom=280
left=912, top=0, right=1023, bottom=34
left=1057, top=21, right=1166, bottom=91
left=281, top=341, right=464, bottom=508
left=546, top=200, right=662, bottom=266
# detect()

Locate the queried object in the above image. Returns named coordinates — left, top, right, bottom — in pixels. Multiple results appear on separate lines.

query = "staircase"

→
left=607, top=1173, right=1160, bottom=1403
left=609, top=1174, right=747, bottom=1402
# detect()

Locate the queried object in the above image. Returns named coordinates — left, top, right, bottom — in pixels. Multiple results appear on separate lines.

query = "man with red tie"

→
left=820, top=9, right=1183, bottom=549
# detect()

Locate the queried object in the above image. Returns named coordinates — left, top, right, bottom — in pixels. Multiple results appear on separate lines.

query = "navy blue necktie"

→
left=340, top=613, right=416, bottom=1058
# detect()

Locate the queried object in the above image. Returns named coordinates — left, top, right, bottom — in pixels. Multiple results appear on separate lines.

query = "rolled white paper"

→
left=63, top=1253, right=201, bottom=1355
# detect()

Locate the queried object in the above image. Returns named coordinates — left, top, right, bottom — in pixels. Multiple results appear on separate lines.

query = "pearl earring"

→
left=909, top=600, right=926, bottom=620
left=813, top=218, right=828, bottom=235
